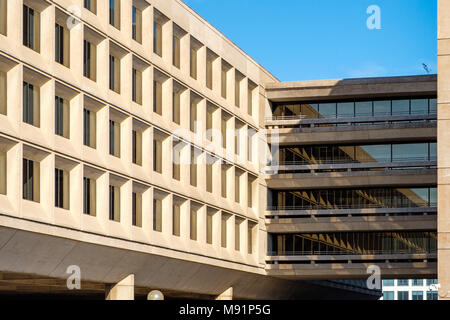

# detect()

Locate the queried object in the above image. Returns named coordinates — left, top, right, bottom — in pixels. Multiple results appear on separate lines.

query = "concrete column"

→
left=216, top=287, right=233, bottom=300
left=105, top=274, right=135, bottom=300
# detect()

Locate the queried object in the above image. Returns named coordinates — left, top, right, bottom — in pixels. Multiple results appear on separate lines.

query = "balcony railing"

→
left=267, top=203, right=437, bottom=211
left=270, top=157, right=436, bottom=166
left=267, top=249, right=436, bottom=256
left=267, top=110, right=437, bottom=122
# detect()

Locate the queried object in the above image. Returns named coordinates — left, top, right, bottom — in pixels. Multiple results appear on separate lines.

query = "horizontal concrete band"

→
left=266, top=170, right=437, bottom=189
left=269, top=125, right=437, bottom=146
left=266, top=216, right=437, bottom=233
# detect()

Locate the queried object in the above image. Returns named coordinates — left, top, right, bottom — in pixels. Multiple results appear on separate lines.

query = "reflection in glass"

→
left=374, top=100, right=390, bottom=116
left=278, top=142, right=436, bottom=165
left=392, top=100, right=409, bottom=115
left=272, top=187, right=437, bottom=210
left=355, top=101, right=372, bottom=117
left=270, top=231, right=437, bottom=256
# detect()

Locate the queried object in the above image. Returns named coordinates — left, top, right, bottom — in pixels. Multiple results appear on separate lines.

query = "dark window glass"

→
left=84, top=0, right=92, bottom=11
left=22, top=158, right=34, bottom=201
left=398, top=291, right=409, bottom=300
left=132, top=68, right=137, bottom=102
left=55, top=96, right=64, bottom=137
left=23, top=81, right=34, bottom=125
left=383, top=280, right=394, bottom=286
left=383, top=291, right=394, bottom=300
left=23, top=5, right=34, bottom=49
left=83, top=108, right=90, bottom=146
left=374, top=100, right=390, bottom=116
left=55, top=168, right=64, bottom=208
left=109, top=55, right=115, bottom=91
left=427, top=291, right=438, bottom=300
left=412, top=291, right=423, bottom=300
left=132, top=6, right=137, bottom=40
left=83, top=177, right=91, bottom=214
left=109, top=120, right=115, bottom=156
left=132, top=130, right=137, bottom=164
left=411, top=99, right=428, bottom=115
left=337, top=102, right=354, bottom=118
left=109, top=0, right=115, bottom=26
left=55, top=23, right=64, bottom=65
left=83, top=40, right=91, bottom=78
left=318, top=103, right=336, bottom=118
left=392, top=100, right=410, bottom=116
left=132, top=192, right=137, bottom=226
left=355, top=101, right=373, bottom=117
left=109, top=185, right=114, bottom=220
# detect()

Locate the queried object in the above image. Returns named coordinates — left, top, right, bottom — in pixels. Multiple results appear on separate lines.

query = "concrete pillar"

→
left=105, top=274, right=135, bottom=300
left=216, top=287, right=233, bottom=300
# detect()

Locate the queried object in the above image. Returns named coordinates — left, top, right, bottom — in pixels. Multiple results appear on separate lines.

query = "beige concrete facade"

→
left=438, top=0, right=450, bottom=300
left=0, top=0, right=443, bottom=300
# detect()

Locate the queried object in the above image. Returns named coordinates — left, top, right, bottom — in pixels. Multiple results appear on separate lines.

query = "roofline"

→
left=266, top=74, right=437, bottom=90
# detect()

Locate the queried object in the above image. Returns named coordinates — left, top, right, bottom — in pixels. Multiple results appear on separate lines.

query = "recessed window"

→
left=83, top=39, right=96, bottom=80
left=153, top=137, right=162, bottom=173
left=109, top=119, right=120, bottom=157
left=153, top=197, right=162, bottom=232
left=190, top=37, right=202, bottom=80
left=109, top=183, right=120, bottom=222
left=132, top=191, right=142, bottom=227
left=190, top=146, right=198, bottom=187
left=173, top=34, right=180, bottom=68
left=23, top=4, right=40, bottom=52
left=248, top=81, right=256, bottom=116
left=55, top=96, right=70, bottom=138
left=206, top=154, right=215, bottom=193
left=55, top=11, right=70, bottom=68
left=153, top=21, right=162, bottom=56
left=0, top=71, right=6, bottom=116
left=190, top=205, right=199, bottom=241
left=221, top=212, right=230, bottom=248
left=190, top=94, right=201, bottom=133
left=132, top=67, right=142, bottom=104
left=221, top=61, right=231, bottom=99
left=235, top=72, right=244, bottom=108
left=109, top=0, right=120, bottom=29
left=23, top=158, right=39, bottom=202
left=235, top=169, right=242, bottom=203
left=206, top=50, right=218, bottom=90
left=83, top=107, right=96, bottom=148
left=84, top=0, right=96, bottom=13
left=23, top=81, right=39, bottom=127
left=83, top=176, right=96, bottom=216
left=248, top=176, right=254, bottom=208
left=235, top=217, right=243, bottom=251
left=132, top=128, right=142, bottom=166
left=173, top=81, right=186, bottom=125
left=153, top=79, right=162, bottom=115
left=131, top=5, right=142, bottom=43
left=172, top=140, right=181, bottom=181
left=206, top=209, right=215, bottom=245
left=109, top=53, right=120, bottom=93
left=0, top=0, right=6, bottom=36
left=55, top=167, right=69, bottom=209
left=172, top=202, right=181, bottom=236
left=248, top=222, right=255, bottom=254
left=221, top=163, right=228, bottom=198
left=0, top=150, right=5, bottom=195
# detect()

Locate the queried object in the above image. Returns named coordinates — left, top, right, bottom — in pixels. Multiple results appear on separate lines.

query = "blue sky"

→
left=183, top=0, right=437, bottom=81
